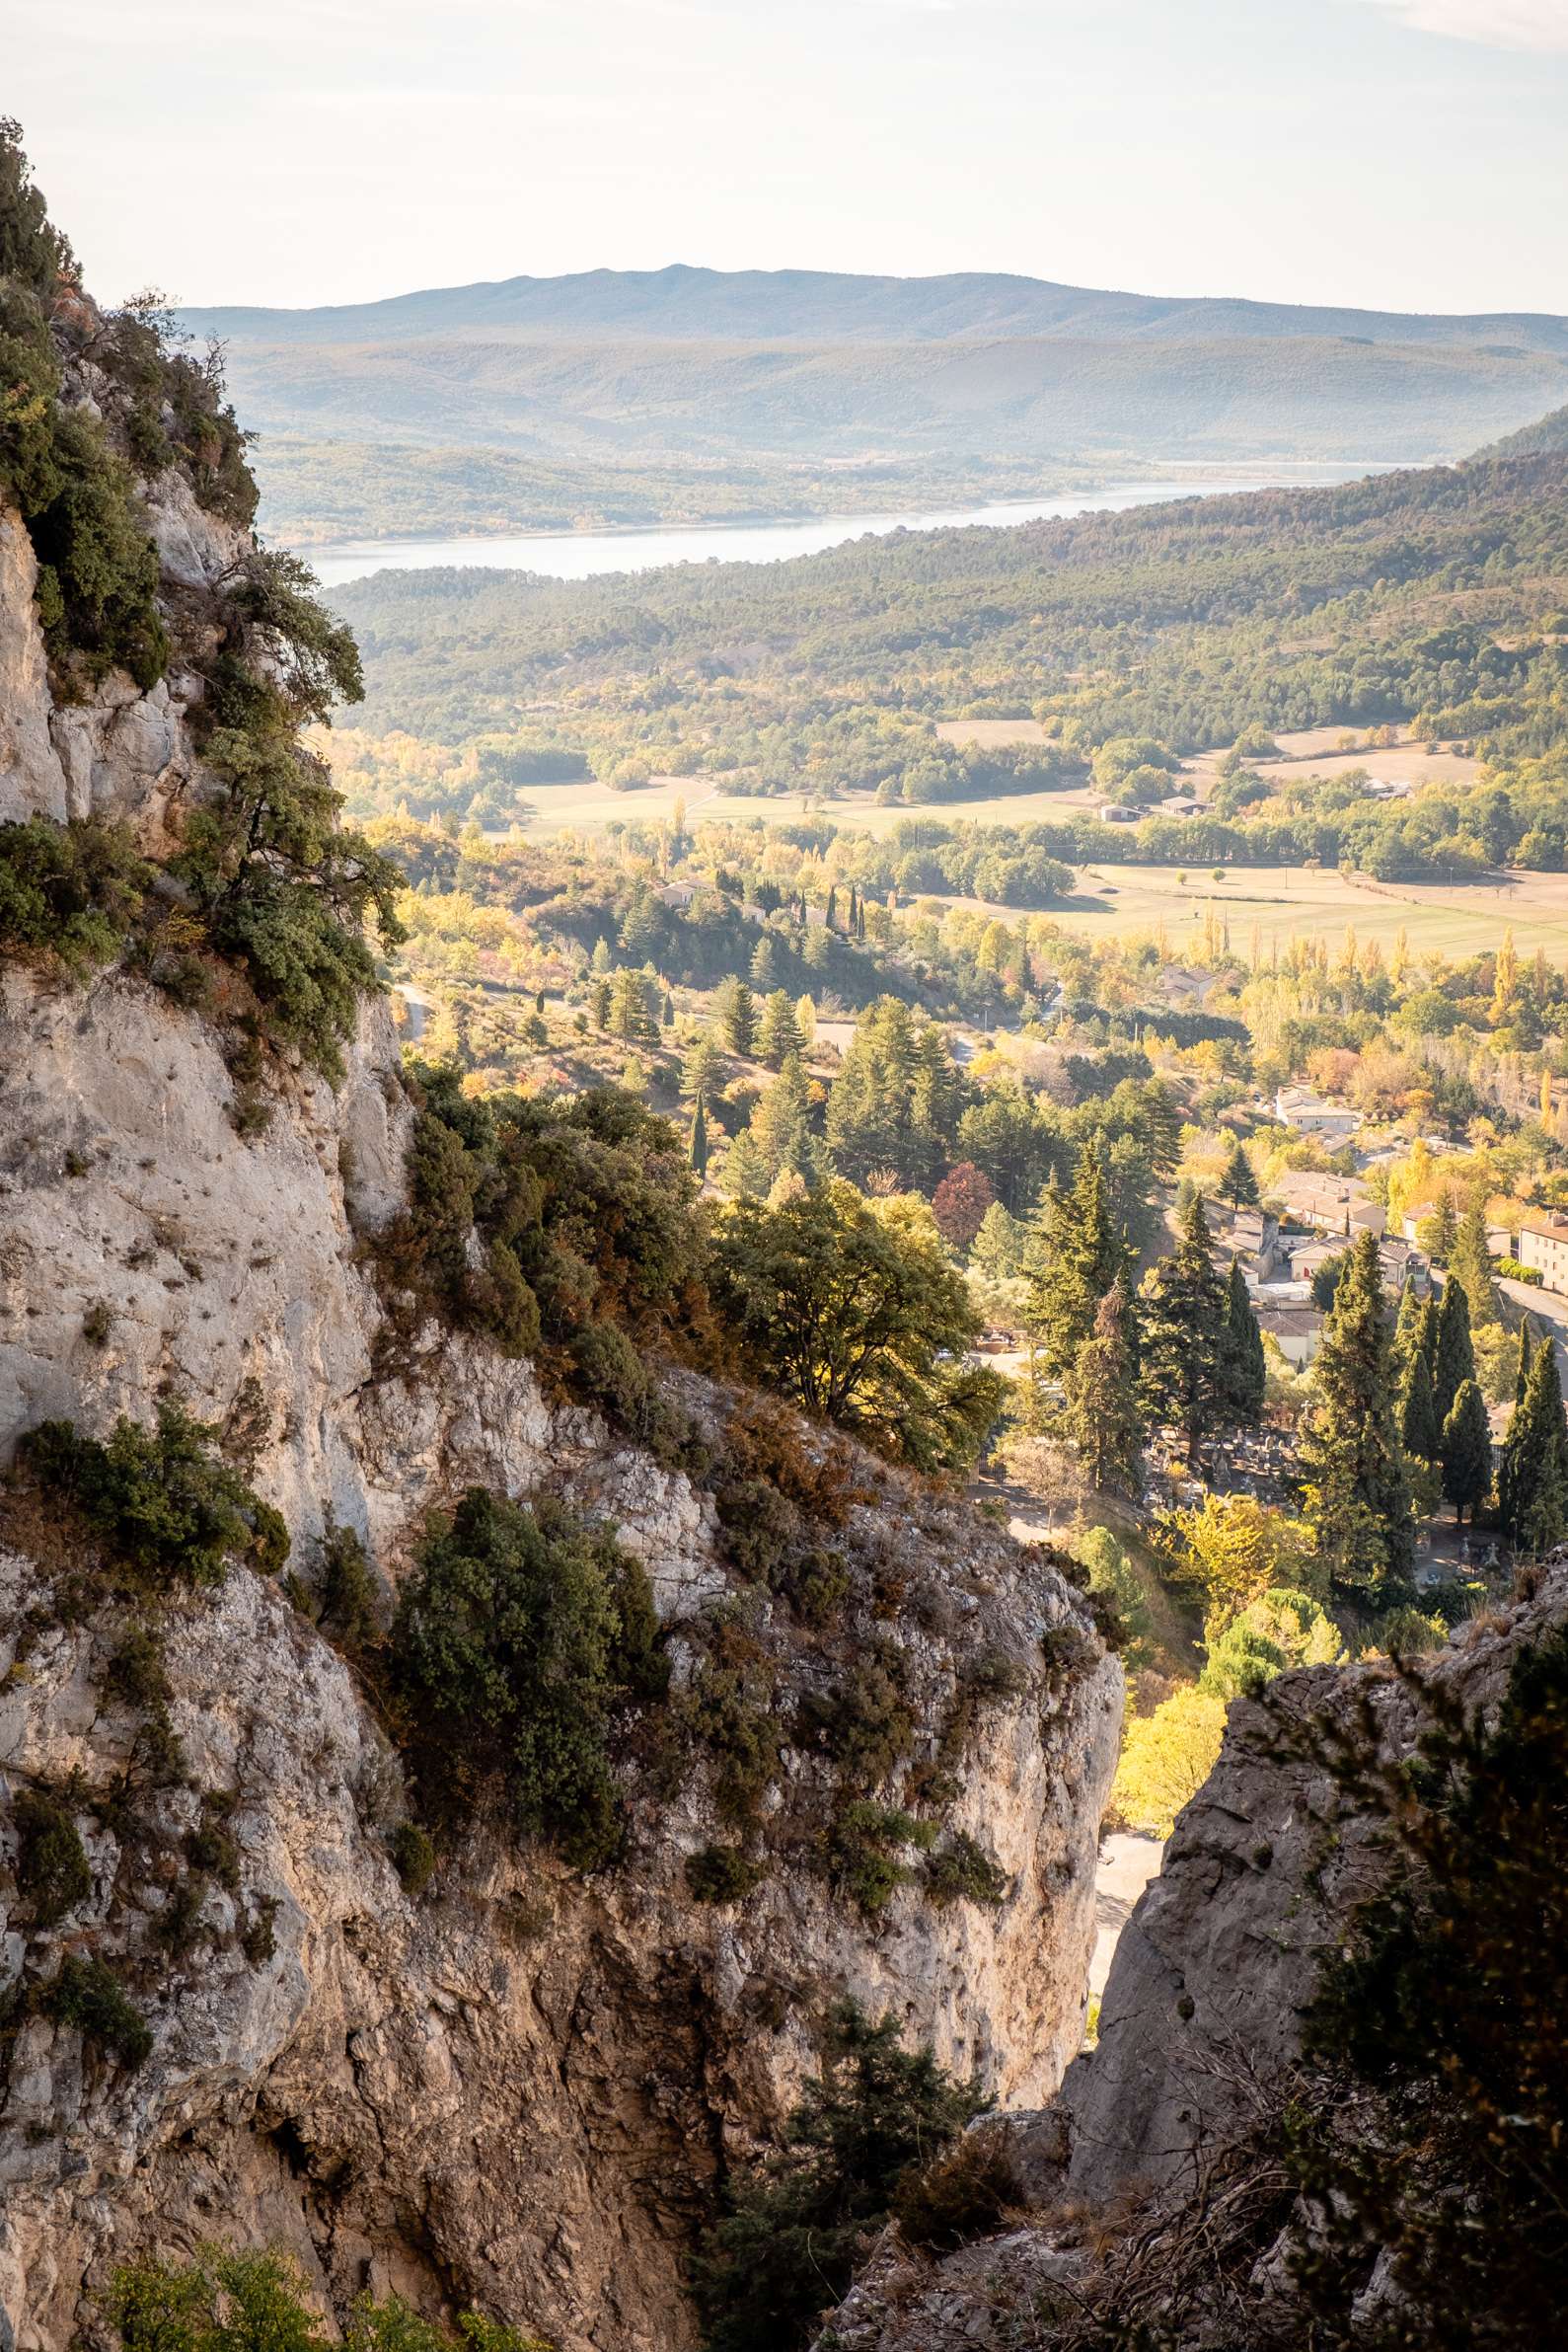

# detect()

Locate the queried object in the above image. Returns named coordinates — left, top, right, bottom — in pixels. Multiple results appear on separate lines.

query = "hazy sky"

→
left=8, top=0, right=1568, bottom=314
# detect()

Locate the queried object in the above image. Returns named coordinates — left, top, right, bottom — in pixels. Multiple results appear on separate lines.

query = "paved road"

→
left=1092, top=1833, right=1164, bottom=2002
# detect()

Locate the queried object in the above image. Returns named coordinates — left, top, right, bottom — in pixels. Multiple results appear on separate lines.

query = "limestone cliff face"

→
left=0, top=399, right=1122, bottom=2347
left=814, top=1566, right=1568, bottom=2352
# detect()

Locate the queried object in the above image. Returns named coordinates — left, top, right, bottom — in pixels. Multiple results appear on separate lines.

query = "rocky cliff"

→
left=814, top=1563, right=1568, bottom=2351
left=0, top=226, right=1122, bottom=2351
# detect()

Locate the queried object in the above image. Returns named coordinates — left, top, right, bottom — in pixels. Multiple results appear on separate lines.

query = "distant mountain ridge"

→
left=182, top=263, right=1568, bottom=353
left=185, top=266, right=1568, bottom=549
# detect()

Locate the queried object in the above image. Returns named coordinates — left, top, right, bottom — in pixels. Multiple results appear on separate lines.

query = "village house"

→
left=1273, top=1086, right=1363, bottom=1141
left=1254, top=1304, right=1325, bottom=1368
left=1517, top=1213, right=1568, bottom=1294
left=1272, top=1171, right=1383, bottom=1235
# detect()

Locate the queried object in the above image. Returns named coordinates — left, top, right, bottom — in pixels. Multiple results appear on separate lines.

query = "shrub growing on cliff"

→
left=175, top=698, right=404, bottom=1083
left=13, top=1785, right=92, bottom=1925
left=45, top=1953, right=151, bottom=2068
left=107, top=2247, right=550, bottom=2351
left=0, top=815, right=150, bottom=976
left=692, top=2004, right=985, bottom=2352
left=389, top=1488, right=665, bottom=1870
left=382, top=1066, right=706, bottom=1398
left=19, top=1404, right=289, bottom=1590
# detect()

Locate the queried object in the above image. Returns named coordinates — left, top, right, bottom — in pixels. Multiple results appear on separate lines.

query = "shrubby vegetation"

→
left=19, top=1406, right=289, bottom=1592
left=0, top=815, right=149, bottom=974
left=107, top=2246, right=548, bottom=2351
left=388, top=1487, right=665, bottom=1869
left=692, top=2004, right=984, bottom=2352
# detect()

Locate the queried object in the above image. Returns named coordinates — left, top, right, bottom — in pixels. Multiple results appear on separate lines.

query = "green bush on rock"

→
left=19, top=1405, right=289, bottom=1590
left=390, top=1488, right=665, bottom=1870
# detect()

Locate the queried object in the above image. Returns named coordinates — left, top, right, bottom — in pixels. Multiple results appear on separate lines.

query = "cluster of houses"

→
left=1213, top=1090, right=1568, bottom=1376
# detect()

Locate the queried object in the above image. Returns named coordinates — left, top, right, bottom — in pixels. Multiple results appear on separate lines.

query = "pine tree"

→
left=1433, top=1277, right=1476, bottom=1424
left=608, top=967, right=657, bottom=1042
left=1138, top=1193, right=1229, bottom=1465
left=690, top=1096, right=709, bottom=1180
left=1061, top=1277, right=1144, bottom=1496
left=590, top=976, right=613, bottom=1030
left=750, top=1054, right=817, bottom=1192
left=1025, top=1144, right=1132, bottom=1383
left=1440, top=1379, right=1493, bottom=1526
left=1221, top=1256, right=1266, bottom=1425
left=749, top=936, right=780, bottom=992
left=1219, top=1137, right=1259, bottom=1211
left=1449, top=1203, right=1499, bottom=1330
left=1399, top=1347, right=1443, bottom=1464
left=757, top=988, right=802, bottom=1069
left=1299, top=1228, right=1413, bottom=1597
left=714, top=975, right=758, bottom=1058
left=1501, top=1338, right=1568, bottom=1555
left=682, top=1033, right=721, bottom=1107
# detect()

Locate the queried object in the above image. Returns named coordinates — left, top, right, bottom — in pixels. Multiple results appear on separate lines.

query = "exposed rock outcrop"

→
left=0, top=322, right=1122, bottom=2351
left=814, top=1567, right=1568, bottom=2352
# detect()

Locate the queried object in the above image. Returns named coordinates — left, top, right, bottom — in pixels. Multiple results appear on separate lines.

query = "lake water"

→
left=299, top=470, right=1367, bottom=588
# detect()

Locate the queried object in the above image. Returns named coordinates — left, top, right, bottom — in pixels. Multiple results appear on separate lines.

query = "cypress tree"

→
left=1416, top=1294, right=1442, bottom=1380
left=1392, top=1281, right=1424, bottom=1372
left=1440, top=1379, right=1493, bottom=1526
left=1299, top=1227, right=1413, bottom=1597
left=1502, top=1340, right=1568, bottom=1555
left=1433, top=1278, right=1476, bottom=1425
left=1221, top=1256, right=1266, bottom=1425
left=1025, top=1144, right=1131, bottom=1383
left=825, top=885, right=838, bottom=932
left=1449, top=1203, right=1500, bottom=1330
left=1498, top=1320, right=1532, bottom=1535
left=1138, top=1192, right=1229, bottom=1465
left=1399, top=1347, right=1442, bottom=1464
left=690, top=1096, right=709, bottom=1179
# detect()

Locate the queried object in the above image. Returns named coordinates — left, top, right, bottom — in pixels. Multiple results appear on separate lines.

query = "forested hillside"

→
left=335, top=453, right=1568, bottom=795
